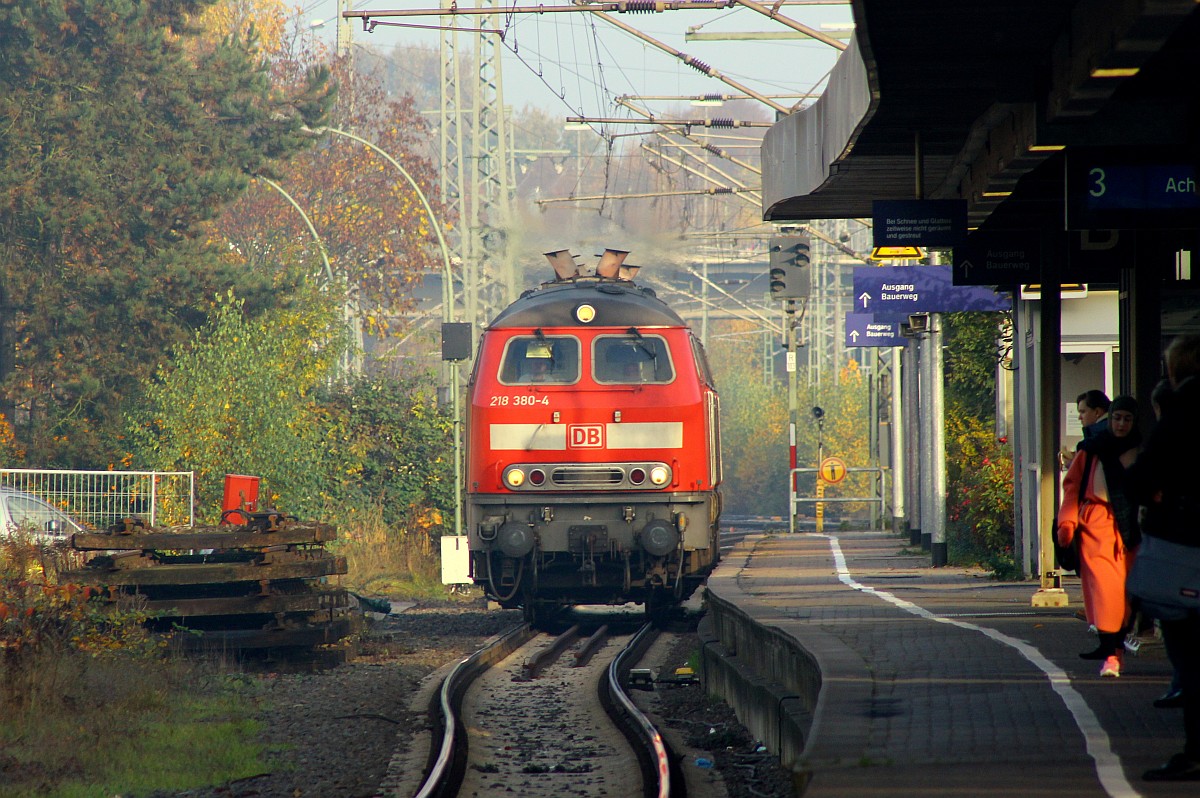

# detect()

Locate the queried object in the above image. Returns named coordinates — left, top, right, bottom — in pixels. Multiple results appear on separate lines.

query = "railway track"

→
left=413, top=619, right=683, bottom=798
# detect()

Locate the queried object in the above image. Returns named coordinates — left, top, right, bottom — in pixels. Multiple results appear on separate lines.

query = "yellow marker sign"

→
left=870, top=246, right=925, bottom=261
left=819, top=456, right=848, bottom=484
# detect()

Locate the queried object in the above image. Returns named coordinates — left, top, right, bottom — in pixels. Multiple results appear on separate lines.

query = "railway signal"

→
left=768, top=235, right=812, bottom=298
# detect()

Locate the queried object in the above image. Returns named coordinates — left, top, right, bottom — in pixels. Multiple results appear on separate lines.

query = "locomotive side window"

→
left=498, top=336, right=581, bottom=385
left=690, top=335, right=716, bottom=388
left=593, top=333, right=675, bottom=384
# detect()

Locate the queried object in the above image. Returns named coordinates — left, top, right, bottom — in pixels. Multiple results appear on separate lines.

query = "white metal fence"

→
left=788, top=465, right=888, bottom=534
left=0, top=469, right=194, bottom=530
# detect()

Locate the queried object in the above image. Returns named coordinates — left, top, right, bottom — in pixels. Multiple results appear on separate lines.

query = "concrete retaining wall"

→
left=698, top=591, right=819, bottom=786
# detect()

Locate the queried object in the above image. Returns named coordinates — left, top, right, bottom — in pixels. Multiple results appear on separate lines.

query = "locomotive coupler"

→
left=499, top=557, right=517, bottom=586
left=647, top=561, right=668, bottom=587
left=578, top=556, right=597, bottom=586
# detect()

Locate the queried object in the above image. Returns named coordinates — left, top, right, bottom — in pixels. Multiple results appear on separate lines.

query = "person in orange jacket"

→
left=1057, top=394, right=1141, bottom=677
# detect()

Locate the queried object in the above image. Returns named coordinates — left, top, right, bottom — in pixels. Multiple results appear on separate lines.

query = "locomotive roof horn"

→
left=618, top=263, right=640, bottom=281
left=544, top=249, right=579, bottom=280
left=596, top=248, right=629, bottom=278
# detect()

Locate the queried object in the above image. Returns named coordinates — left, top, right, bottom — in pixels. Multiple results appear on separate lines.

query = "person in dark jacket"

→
left=1143, top=379, right=1185, bottom=707
left=1061, top=389, right=1111, bottom=470
left=1127, top=334, right=1200, bottom=781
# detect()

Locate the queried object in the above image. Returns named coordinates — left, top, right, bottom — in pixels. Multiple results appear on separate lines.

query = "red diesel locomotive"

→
left=465, top=249, right=722, bottom=619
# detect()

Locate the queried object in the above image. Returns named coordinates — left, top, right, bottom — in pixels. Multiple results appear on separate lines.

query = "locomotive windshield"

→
left=593, top=333, right=675, bottom=384
left=498, top=335, right=581, bottom=385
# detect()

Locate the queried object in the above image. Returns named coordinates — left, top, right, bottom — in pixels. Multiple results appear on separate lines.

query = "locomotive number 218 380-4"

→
left=489, top=395, right=551, bottom=407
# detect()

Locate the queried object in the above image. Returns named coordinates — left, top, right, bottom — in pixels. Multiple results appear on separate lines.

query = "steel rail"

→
left=414, top=623, right=534, bottom=798
left=605, top=622, right=675, bottom=798
left=573, top=624, right=610, bottom=667
left=415, top=620, right=676, bottom=797
left=520, top=623, right=581, bottom=680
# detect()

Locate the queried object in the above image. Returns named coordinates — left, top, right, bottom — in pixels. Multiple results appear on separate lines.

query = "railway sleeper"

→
left=59, top=521, right=355, bottom=659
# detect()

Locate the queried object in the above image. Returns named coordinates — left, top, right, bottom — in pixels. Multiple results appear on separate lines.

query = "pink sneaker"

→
left=1100, top=655, right=1121, bottom=677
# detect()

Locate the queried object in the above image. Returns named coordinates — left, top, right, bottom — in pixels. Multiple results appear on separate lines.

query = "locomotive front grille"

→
left=501, top=461, right=673, bottom=491
left=552, top=466, right=624, bottom=486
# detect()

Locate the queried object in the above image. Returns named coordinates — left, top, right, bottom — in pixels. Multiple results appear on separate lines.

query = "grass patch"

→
left=0, top=650, right=265, bottom=798
left=1, top=538, right=268, bottom=798
left=0, top=506, right=461, bottom=798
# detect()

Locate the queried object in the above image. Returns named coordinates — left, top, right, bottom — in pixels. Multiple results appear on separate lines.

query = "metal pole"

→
left=452, top=363, right=463, bottom=536
left=930, top=314, right=947, bottom=566
left=919, top=334, right=933, bottom=551
left=867, top=353, right=877, bottom=530
left=904, top=340, right=921, bottom=546
left=890, top=346, right=905, bottom=536
left=1032, top=235, right=1068, bottom=606
left=815, top=417, right=825, bottom=535
left=337, top=0, right=353, bottom=58
left=787, top=300, right=798, bottom=533
left=254, top=177, right=333, bottom=285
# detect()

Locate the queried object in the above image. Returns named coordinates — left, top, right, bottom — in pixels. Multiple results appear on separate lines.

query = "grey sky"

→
left=301, top=0, right=852, bottom=119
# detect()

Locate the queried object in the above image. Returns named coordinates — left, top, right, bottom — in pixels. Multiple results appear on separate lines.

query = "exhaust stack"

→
left=544, top=249, right=578, bottom=280
left=596, top=248, right=629, bottom=278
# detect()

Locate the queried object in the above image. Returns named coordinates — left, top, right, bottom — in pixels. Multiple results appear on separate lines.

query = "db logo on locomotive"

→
left=568, top=424, right=604, bottom=448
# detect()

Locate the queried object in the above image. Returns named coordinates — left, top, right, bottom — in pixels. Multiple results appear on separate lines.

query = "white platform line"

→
left=822, top=533, right=1142, bottom=798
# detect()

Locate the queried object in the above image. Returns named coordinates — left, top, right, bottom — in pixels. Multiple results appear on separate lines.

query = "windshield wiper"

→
left=626, top=327, right=657, bottom=361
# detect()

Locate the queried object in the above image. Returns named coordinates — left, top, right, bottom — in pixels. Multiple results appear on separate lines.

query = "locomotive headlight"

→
left=574, top=303, right=596, bottom=323
left=504, top=467, right=525, bottom=488
left=649, top=465, right=671, bottom=486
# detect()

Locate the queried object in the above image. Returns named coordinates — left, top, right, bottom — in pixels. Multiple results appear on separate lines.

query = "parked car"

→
left=0, top=485, right=84, bottom=544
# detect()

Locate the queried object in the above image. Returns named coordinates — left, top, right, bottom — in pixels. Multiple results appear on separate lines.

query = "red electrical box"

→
left=221, top=474, right=260, bottom=525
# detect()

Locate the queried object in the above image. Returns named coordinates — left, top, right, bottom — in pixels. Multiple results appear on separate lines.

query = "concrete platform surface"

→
left=701, top=530, right=1193, bottom=798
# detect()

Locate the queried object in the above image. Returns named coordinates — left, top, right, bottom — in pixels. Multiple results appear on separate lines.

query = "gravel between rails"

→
left=157, top=599, right=795, bottom=798
left=458, top=632, right=642, bottom=798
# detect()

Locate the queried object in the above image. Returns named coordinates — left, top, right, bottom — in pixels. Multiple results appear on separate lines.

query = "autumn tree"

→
left=941, top=311, right=1016, bottom=569
left=191, top=0, right=292, bottom=53
left=0, top=0, right=334, bottom=466
left=127, top=288, right=354, bottom=521
left=208, top=38, right=452, bottom=346
left=324, top=375, right=456, bottom=528
left=705, top=320, right=790, bottom=516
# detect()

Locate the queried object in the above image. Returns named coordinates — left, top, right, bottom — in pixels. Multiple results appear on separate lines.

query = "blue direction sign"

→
left=873, top=199, right=967, bottom=248
left=845, top=314, right=905, bottom=347
left=1066, top=150, right=1200, bottom=230
left=953, top=233, right=1039, bottom=286
left=853, top=266, right=1010, bottom=314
